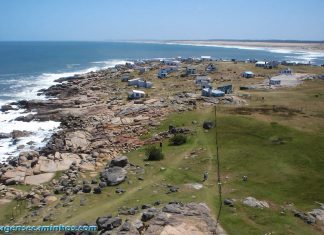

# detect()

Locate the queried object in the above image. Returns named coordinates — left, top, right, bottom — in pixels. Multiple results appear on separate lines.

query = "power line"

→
left=215, top=105, right=223, bottom=225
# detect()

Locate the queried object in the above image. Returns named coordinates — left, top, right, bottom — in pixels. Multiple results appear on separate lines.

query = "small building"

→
left=241, top=71, right=255, bottom=78
left=186, top=67, right=197, bottom=75
left=201, top=56, right=212, bottom=61
left=205, top=63, right=217, bottom=72
left=265, top=61, right=279, bottom=69
left=269, top=78, right=281, bottom=85
left=128, top=90, right=145, bottom=99
left=280, top=67, right=293, bottom=75
left=163, top=60, right=180, bottom=67
left=128, top=78, right=141, bottom=86
left=217, top=84, right=233, bottom=94
left=255, top=61, right=267, bottom=67
left=158, top=69, right=168, bottom=79
left=195, top=76, right=211, bottom=85
left=202, top=88, right=225, bottom=97
left=121, top=73, right=133, bottom=82
left=137, top=80, right=153, bottom=88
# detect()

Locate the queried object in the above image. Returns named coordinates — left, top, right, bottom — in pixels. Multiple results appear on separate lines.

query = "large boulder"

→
left=110, top=156, right=128, bottom=168
left=96, top=216, right=122, bottom=231
left=100, top=167, right=127, bottom=186
left=65, top=131, right=92, bottom=152
left=242, top=197, right=269, bottom=209
left=15, top=114, right=35, bottom=122
left=1, top=105, right=15, bottom=112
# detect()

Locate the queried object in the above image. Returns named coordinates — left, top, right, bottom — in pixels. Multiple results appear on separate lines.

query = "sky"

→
left=0, top=0, right=324, bottom=41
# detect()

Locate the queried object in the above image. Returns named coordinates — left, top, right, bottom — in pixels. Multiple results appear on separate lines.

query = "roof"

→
left=201, top=56, right=211, bottom=59
left=244, top=71, right=254, bottom=75
left=131, top=90, right=145, bottom=94
left=255, top=61, right=266, bottom=65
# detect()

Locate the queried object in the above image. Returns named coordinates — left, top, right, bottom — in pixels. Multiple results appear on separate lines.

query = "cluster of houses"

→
left=195, top=75, right=232, bottom=98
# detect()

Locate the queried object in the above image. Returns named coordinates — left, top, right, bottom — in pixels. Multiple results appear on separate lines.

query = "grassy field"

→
left=6, top=106, right=322, bottom=235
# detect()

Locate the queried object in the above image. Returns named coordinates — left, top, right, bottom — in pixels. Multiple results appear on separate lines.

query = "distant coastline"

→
left=138, top=40, right=324, bottom=54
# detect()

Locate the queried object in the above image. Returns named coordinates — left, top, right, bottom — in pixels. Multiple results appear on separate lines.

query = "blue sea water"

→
left=0, top=41, right=324, bottom=161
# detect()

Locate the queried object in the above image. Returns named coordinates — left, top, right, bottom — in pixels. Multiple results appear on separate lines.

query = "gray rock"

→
left=203, top=121, right=214, bottom=129
left=224, top=199, right=234, bottom=207
left=110, top=156, right=128, bottom=168
left=242, top=197, right=269, bottom=209
left=141, top=212, right=154, bottom=222
left=82, top=185, right=92, bottom=193
left=100, top=167, right=127, bottom=186
left=96, top=216, right=122, bottom=231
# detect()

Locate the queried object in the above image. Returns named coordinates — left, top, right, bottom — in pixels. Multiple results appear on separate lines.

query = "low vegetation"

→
left=169, top=134, right=187, bottom=146
left=145, top=146, right=164, bottom=161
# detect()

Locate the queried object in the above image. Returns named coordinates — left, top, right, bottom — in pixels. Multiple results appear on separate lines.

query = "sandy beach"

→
left=161, top=40, right=324, bottom=53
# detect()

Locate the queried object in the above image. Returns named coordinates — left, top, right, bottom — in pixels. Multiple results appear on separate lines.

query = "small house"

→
left=163, top=60, right=180, bottom=67
left=265, top=61, right=279, bottom=69
left=206, top=63, right=217, bottom=72
left=201, top=56, right=212, bottom=61
left=280, top=67, right=293, bottom=75
left=158, top=69, right=168, bottom=79
left=137, top=80, right=153, bottom=88
left=255, top=61, right=267, bottom=67
left=128, top=90, right=145, bottom=99
left=217, top=84, right=233, bottom=94
left=195, top=76, right=211, bottom=85
left=121, top=73, right=133, bottom=82
left=202, top=88, right=225, bottom=97
left=186, top=67, right=197, bottom=75
left=241, top=71, right=255, bottom=78
left=269, top=78, right=281, bottom=85
left=128, top=78, right=141, bottom=86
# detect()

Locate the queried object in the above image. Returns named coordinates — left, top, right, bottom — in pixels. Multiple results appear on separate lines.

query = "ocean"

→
left=1, top=41, right=324, bottom=162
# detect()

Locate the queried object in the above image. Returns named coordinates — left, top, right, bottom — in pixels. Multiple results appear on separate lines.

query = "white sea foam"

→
left=0, top=59, right=128, bottom=162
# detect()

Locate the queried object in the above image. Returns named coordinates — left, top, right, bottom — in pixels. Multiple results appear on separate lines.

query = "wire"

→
left=215, top=105, right=223, bottom=226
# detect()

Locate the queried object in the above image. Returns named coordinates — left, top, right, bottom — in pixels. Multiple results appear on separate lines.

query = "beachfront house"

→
left=255, top=61, right=267, bottom=68
left=269, top=78, right=281, bottom=85
left=128, top=90, right=145, bottom=99
left=201, top=88, right=225, bottom=97
left=205, top=63, right=217, bottom=72
left=186, top=67, right=197, bottom=76
left=280, top=67, right=293, bottom=75
left=201, top=56, right=212, bottom=61
left=265, top=61, right=279, bottom=69
left=241, top=71, right=255, bottom=78
left=217, top=84, right=233, bottom=94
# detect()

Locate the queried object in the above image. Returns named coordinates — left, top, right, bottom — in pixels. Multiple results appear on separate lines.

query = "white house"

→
left=280, top=67, right=293, bottom=75
left=255, top=61, right=267, bottom=67
left=201, top=56, right=212, bottom=61
left=201, top=88, right=225, bottom=97
left=186, top=67, right=197, bottom=75
left=128, top=90, right=145, bottom=99
left=241, top=71, right=255, bottom=78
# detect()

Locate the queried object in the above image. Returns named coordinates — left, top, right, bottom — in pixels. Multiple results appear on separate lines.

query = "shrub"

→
left=145, top=146, right=164, bottom=161
left=169, top=134, right=187, bottom=146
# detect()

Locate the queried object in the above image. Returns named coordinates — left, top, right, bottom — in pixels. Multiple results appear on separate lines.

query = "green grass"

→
left=4, top=107, right=324, bottom=235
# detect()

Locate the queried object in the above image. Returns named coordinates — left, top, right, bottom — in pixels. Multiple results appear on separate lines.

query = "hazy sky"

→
left=1, top=0, right=324, bottom=41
